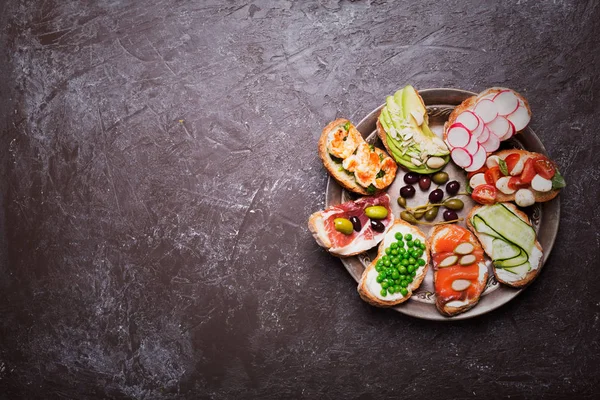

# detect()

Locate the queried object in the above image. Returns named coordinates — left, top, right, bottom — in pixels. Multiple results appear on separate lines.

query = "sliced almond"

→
left=459, top=254, right=477, bottom=266
left=454, top=242, right=475, bottom=255
left=439, top=255, right=458, bottom=268
left=451, top=279, right=472, bottom=291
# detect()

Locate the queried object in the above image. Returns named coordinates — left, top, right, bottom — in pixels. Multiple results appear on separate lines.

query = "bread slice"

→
left=307, top=194, right=394, bottom=257
left=466, top=203, right=543, bottom=288
left=490, top=149, right=561, bottom=203
left=428, top=225, right=488, bottom=317
left=444, top=87, right=532, bottom=139
left=357, top=220, right=429, bottom=307
left=318, top=118, right=396, bottom=195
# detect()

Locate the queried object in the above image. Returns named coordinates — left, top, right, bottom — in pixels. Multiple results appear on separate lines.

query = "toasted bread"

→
left=466, top=203, right=543, bottom=288
left=307, top=194, right=394, bottom=257
left=318, top=118, right=397, bottom=195
left=444, top=87, right=532, bottom=140
left=357, top=220, right=430, bottom=307
left=491, top=149, right=561, bottom=203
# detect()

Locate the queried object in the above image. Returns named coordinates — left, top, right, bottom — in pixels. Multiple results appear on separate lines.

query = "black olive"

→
left=400, top=185, right=416, bottom=199
left=443, top=210, right=459, bottom=221
left=403, top=172, right=420, bottom=184
left=350, top=216, right=362, bottom=232
left=446, top=180, right=460, bottom=196
left=370, top=219, right=385, bottom=232
left=418, top=176, right=431, bottom=191
left=429, top=188, right=444, bottom=203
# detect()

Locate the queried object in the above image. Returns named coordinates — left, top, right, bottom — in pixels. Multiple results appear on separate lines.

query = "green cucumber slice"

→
left=495, top=249, right=528, bottom=268
left=492, top=238, right=521, bottom=261
left=475, top=204, right=536, bottom=256
left=472, top=216, right=501, bottom=238
left=503, top=262, right=531, bottom=276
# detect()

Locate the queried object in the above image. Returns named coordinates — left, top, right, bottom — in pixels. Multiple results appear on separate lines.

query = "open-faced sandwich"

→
left=444, top=88, right=531, bottom=172
left=376, top=85, right=450, bottom=174
left=357, top=220, right=429, bottom=307
left=467, top=203, right=543, bottom=288
left=467, top=150, right=565, bottom=206
left=429, top=225, right=488, bottom=316
left=308, top=193, right=394, bottom=257
left=318, top=119, right=398, bottom=195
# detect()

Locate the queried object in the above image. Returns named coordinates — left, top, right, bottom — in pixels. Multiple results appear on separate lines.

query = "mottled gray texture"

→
left=0, top=0, right=599, bottom=399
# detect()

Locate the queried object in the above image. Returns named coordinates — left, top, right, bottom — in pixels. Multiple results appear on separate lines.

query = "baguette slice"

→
left=467, top=203, right=543, bottom=288
left=308, top=193, right=394, bottom=257
left=318, top=119, right=397, bottom=195
left=444, top=87, right=532, bottom=141
left=357, top=220, right=429, bottom=307
left=488, top=149, right=561, bottom=204
left=428, top=225, right=488, bottom=317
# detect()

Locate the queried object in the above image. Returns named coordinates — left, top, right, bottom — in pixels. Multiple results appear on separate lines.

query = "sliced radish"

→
left=464, top=135, right=480, bottom=154
left=455, top=111, right=480, bottom=132
left=446, top=124, right=471, bottom=148
left=451, top=148, right=473, bottom=168
left=478, top=126, right=491, bottom=143
left=478, top=93, right=497, bottom=102
left=506, top=105, right=531, bottom=131
left=500, top=119, right=516, bottom=140
left=465, top=145, right=487, bottom=172
left=493, top=90, right=520, bottom=116
left=480, top=130, right=500, bottom=153
left=473, top=99, right=498, bottom=123
left=487, top=116, right=510, bottom=138
left=470, top=118, right=485, bottom=140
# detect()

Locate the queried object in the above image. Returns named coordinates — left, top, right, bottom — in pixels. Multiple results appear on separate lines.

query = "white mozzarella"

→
left=486, top=155, right=501, bottom=168
left=509, top=156, right=525, bottom=175
left=496, top=176, right=515, bottom=195
left=515, top=189, right=535, bottom=207
left=531, top=175, right=552, bottom=192
left=469, top=173, right=487, bottom=189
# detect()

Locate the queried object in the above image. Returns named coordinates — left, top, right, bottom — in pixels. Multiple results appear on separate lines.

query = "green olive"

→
left=397, top=196, right=407, bottom=208
left=364, top=205, right=388, bottom=219
left=443, top=199, right=464, bottom=211
left=425, top=206, right=439, bottom=221
left=431, top=171, right=449, bottom=185
left=400, top=211, right=418, bottom=224
left=334, top=218, right=354, bottom=235
left=414, top=209, right=426, bottom=220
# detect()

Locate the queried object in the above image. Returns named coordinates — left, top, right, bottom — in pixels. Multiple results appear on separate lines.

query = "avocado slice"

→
left=378, top=85, right=450, bottom=173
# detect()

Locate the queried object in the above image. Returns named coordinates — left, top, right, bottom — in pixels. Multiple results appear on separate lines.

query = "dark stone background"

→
left=1, top=0, right=599, bottom=399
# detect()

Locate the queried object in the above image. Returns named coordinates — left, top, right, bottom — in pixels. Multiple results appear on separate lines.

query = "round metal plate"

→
left=325, top=88, right=560, bottom=320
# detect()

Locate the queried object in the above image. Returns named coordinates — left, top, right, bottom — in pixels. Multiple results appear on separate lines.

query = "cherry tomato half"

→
left=471, top=184, right=497, bottom=205
left=484, top=166, right=501, bottom=186
left=533, top=156, right=555, bottom=179
left=508, top=176, right=529, bottom=190
left=504, top=154, right=521, bottom=175
left=520, top=158, right=536, bottom=184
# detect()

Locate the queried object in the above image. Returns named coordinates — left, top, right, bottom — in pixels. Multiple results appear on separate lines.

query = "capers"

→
left=431, top=171, right=449, bottom=185
left=400, top=211, right=418, bottom=224
left=365, top=205, right=388, bottom=219
left=443, top=199, right=464, bottom=211
left=414, top=209, right=426, bottom=220
left=424, top=206, right=439, bottom=221
left=397, top=196, right=407, bottom=208
left=334, top=218, right=353, bottom=235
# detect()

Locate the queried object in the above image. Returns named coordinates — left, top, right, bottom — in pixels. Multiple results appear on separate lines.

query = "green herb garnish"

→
left=376, top=170, right=385, bottom=179
left=551, top=170, right=566, bottom=189
left=366, top=184, right=377, bottom=194
left=498, top=159, right=509, bottom=176
left=343, top=121, right=351, bottom=131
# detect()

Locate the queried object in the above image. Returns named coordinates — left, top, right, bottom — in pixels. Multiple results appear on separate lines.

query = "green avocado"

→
left=378, top=85, right=450, bottom=173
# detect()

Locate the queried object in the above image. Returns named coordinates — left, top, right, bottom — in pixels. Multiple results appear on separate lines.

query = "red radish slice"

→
left=464, top=135, right=479, bottom=155
left=478, top=93, right=496, bottom=101
left=451, top=148, right=473, bottom=168
left=455, top=111, right=479, bottom=131
left=478, top=126, right=491, bottom=143
left=446, top=124, right=471, bottom=148
left=470, top=117, right=485, bottom=139
left=473, top=99, right=498, bottom=123
left=500, top=120, right=516, bottom=140
left=465, top=145, right=487, bottom=172
left=487, top=116, right=510, bottom=138
left=493, top=90, right=519, bottom=116
left=506, top=105, right=530, bottom=131
left=480, top=129, right=500, bottom=152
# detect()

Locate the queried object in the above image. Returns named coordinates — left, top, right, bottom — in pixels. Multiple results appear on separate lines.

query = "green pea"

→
left=400, top=280, right=408, bottom=288
left=408, top=257, right=416, bottom=265
left=407, top=265, right=415, bottom=273
left=406, top=240, right=414, bottom=247
left=383, top=260, right=391, bottom=267
left=365, top=205, right=388, bottom=219
left=391, top=257, right=400, bottom=265
left=394, top=279, right=401, bottom=285
left=388, top=286, right=396, bottom=294
left=408, top=276, right=414, bottom=283
left=375, top=265, right=382, bottom=273
left=401, top=259, right=409, bottom=266
left=381, top=281, right=389, bottom=289
left=381, top=255, right=389, bottom=262
left=413, top=238, right=421, bottom=247
left=391, top=271, right=400, bottom=279
left=405, top=234, right=413, bottom=241
left=380, top=289, right=387, bottom=297
left=395, top=232, right=403, bottom=241
left=410, top=271, right=416, bottom=277
left=390, top=249, right=398, bottom=256
left=376, top=274, right=384, bottom=283
left=385, top=248, right=392, bottom=255
left=397, top=240, right=405, bottom=248
left=400, top=288, right=408, bottom=296
left=398, top=247, right=406, bottom=255
left=432, top=171, right=449, bottom=185
left=411, top=249, right=419, bottom=258
left=394, top=285, right=401, bottom=293
left=418, top=258, right=426, bottom=266
left=377, top=259, right=384, bottom=266
left=334, top=218, right=353, bottom=235
left=390, top=242, right=398, bottom=249
left=399, top=266, right=407, bottom=274
left=399, top=274, right=407, bottom=281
